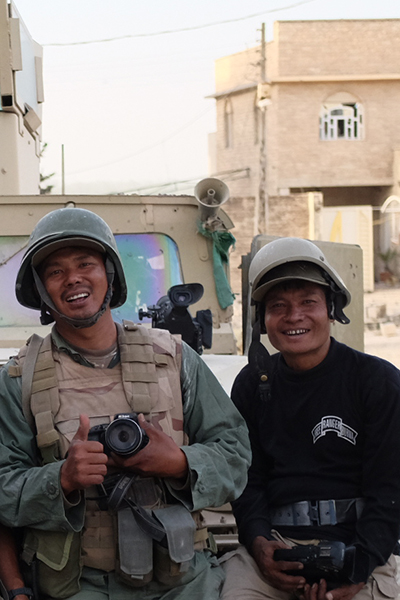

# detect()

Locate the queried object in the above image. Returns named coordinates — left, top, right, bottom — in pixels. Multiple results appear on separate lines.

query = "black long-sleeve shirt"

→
left=232, top=338, right=400, bottom=583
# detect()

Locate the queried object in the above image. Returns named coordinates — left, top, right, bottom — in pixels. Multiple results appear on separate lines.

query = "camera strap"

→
left=107, top=474, right=166, bottom=543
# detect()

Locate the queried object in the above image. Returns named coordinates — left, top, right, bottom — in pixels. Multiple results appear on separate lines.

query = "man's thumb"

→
left=73, top=414, right=90, bottom=442
left=138, top=413, right=153, bottom=432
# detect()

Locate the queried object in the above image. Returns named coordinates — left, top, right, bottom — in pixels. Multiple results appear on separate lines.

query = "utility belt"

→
left=22, top=474, right=210, bottom=598
left=270, top=498, right=365, bottom=527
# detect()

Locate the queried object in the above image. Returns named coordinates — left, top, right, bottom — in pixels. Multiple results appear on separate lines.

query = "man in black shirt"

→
left=221, top=237, right=400, bottom=600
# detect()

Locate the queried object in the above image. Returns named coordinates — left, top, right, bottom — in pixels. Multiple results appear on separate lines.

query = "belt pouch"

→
left=22, top=529, right=81, bottom=599
left=153, top=505, right=195, bottom=585
left=116, top=507, right=153, bottom=588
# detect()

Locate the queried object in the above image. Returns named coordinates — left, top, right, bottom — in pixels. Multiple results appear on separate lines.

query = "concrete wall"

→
left=275, top=80, right=400, bottom=192
left=274, top=20, right=400, bottom=78
left=0, top=113, right=40, bottom=194
left=215, top=46, right=259, bottom=94
left=215, top=89, right=260, bottom=197
left=268, top=194, right=311, bottom=238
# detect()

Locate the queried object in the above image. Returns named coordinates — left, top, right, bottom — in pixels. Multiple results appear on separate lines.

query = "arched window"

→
left=224, top=99, right=233, bottom=148
left=319, top=92, right=364, bottom=141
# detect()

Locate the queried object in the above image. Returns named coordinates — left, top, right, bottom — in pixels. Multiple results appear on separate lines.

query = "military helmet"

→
left=16, top=207, right=127, bottom=310
left=249, top=237, right=351, bottom=324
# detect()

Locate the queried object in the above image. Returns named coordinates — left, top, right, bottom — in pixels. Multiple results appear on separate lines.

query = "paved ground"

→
left=364, top=284, right=400, bottom=368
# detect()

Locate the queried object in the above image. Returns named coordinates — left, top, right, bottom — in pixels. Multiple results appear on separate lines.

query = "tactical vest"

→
left=12, top=322, right=207, bottom=598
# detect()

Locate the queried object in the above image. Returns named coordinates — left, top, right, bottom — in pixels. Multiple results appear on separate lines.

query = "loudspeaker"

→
left=194, top=178, right=230, bottom=221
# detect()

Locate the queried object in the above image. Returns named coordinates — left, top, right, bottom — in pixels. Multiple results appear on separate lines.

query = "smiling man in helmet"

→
left=221, top=237, right=400, bottom=600
left=0, top=207, right=250, bottom=600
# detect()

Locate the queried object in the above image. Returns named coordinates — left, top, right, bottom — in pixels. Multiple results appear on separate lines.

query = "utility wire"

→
left=110, top=168, right=250, bottom=195
left=111, top=176, right=204, bottom=196
left=68, top=105, right=214, bottom=176
left=43, top=0, right=316, bottom=47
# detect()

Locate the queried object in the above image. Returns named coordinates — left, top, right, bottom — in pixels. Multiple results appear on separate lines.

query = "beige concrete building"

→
left=210, top=19, right=400, bottom=207
left=209, top=19, right=400, bottom=337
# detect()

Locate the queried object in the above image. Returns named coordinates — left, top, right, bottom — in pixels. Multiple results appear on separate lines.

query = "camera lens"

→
left=177, top=292, right=191, bottom=304
left=170, top=290, right=192, bottom=306
left=105, top=418, right=144, bottom=457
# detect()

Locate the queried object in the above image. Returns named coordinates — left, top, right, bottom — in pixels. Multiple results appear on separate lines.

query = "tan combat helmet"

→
left=249, top=237, right=351, bottom=325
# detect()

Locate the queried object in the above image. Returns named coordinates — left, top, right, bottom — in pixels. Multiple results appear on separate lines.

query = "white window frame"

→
left=320, top=102, right=364, bottom=141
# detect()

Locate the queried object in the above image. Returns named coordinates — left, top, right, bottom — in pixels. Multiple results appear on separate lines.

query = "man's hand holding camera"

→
left=60, top=414, right=108, bottom=496
left=110, top=413, right=189, bottom=480
left=303, top=578, right=365, bottom=600
left=61, top=413, right=189, bottom=497
left=269, top=541, right=366, bottom=600
left=251, top=537, right=306, bottom=592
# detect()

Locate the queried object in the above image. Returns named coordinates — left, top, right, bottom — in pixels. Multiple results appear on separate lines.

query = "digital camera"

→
left=274, top=541, right=353, bottom=585
left=138, top=283, right=212, bottom=355
left=88, top=412, right=149, bottom=457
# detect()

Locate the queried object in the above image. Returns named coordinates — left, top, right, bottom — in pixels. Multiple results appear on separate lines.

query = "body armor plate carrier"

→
left=9, top=321, right=208, bottom=598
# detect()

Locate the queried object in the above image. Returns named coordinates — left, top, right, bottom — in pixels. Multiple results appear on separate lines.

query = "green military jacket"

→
left=0, top=328, right=251, bottom=534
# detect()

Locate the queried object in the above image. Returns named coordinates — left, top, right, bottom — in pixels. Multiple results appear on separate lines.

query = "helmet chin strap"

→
left=248, top=319, right=274, bottom=402
left=33, top=258, right=115, bottom=329
left=321, top=272, right=350, bottom=325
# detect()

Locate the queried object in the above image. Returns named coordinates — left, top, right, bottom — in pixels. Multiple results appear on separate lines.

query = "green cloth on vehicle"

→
left=197, top=223, right=235, bottom=309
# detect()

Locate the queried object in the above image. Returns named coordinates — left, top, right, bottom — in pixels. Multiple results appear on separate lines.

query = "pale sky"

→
left=13, top=0, right=400, bottom=196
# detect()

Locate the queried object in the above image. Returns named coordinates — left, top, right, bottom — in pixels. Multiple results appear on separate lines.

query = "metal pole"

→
left=260, top=22, right=266, bottom=82
left=258, top=23, right=268, bottom=235
left=61, top=144, right=65, bottom=194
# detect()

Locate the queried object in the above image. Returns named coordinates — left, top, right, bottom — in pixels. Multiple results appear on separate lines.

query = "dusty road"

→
left=365, top=330, right=400, bottom=368
left=364, top=286, right=400, bottom=368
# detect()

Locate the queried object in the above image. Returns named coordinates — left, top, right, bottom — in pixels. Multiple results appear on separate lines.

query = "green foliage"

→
left=378, top=248, right=398, bottom=274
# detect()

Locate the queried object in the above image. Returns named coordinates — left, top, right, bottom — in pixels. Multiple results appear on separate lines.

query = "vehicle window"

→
left=112, top=233, right=183, bottom=323
left=0, top=236, right=36, bottom=326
